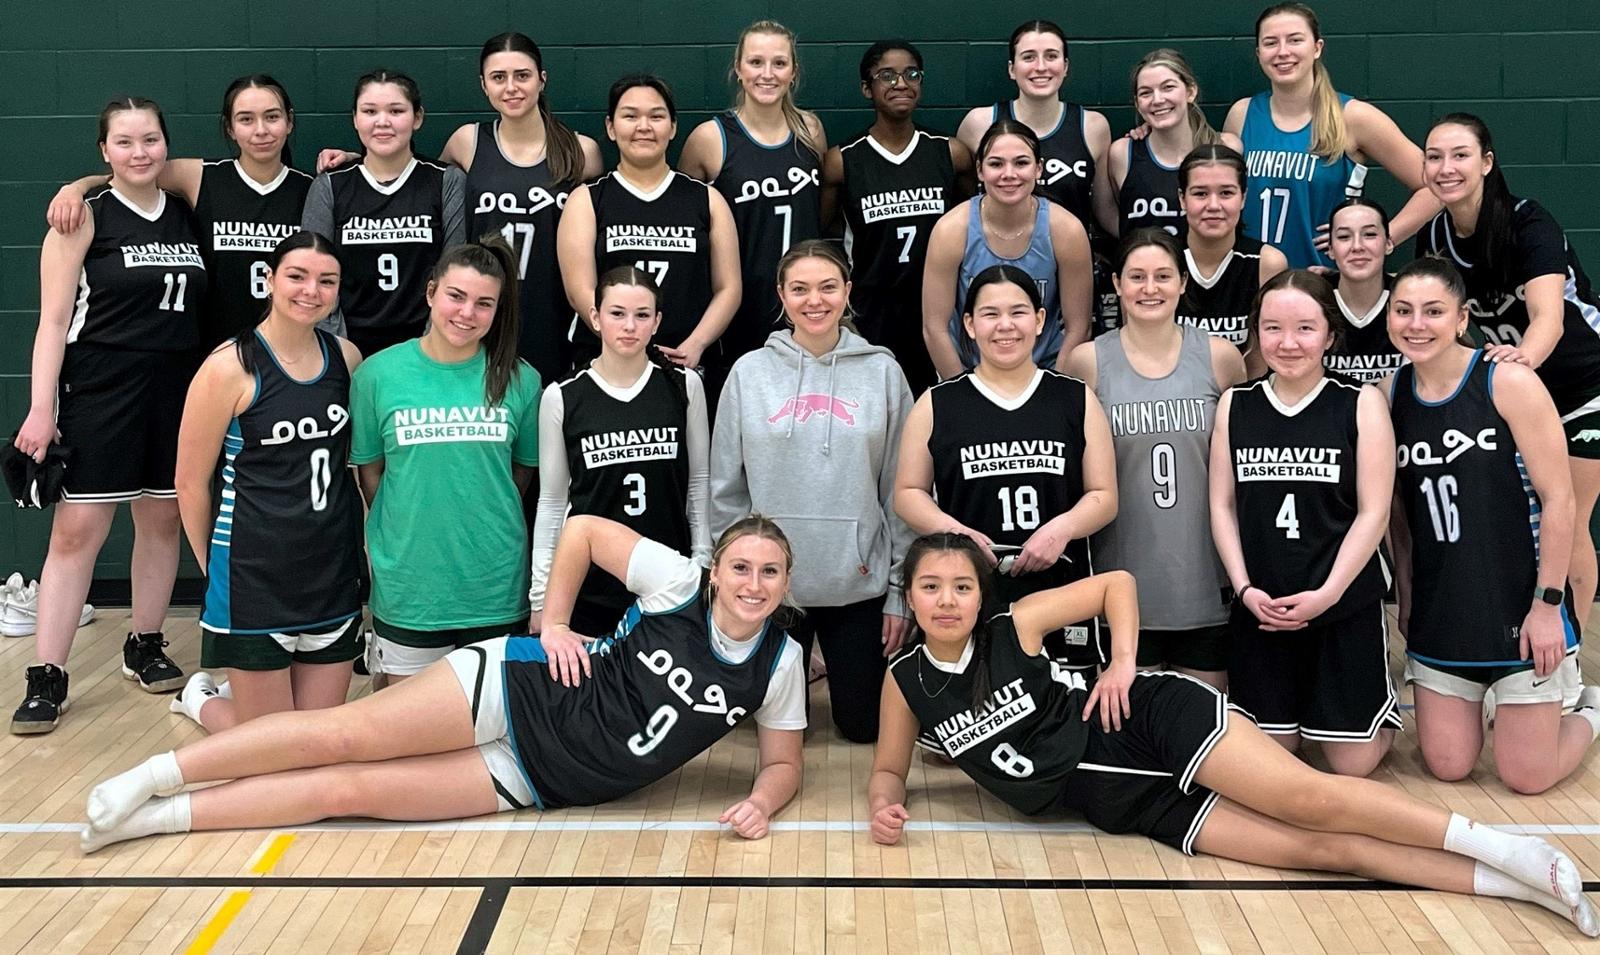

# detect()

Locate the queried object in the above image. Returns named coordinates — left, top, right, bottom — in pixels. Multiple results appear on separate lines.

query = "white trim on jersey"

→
left=1334, top=286, right=1389, bottom=329
left=107, top=187, right=166, bottom=222
left=1183, top=246, right=1258, bottom=290
left=357, top=157, right=419, bottom=194
left=1255, top=374, right=1355, bottom=418
left=610, top=168, right=679, bottom=203
left=850, top=129, right=946, bottom=166
left=216, top=158, right=302, bottom=196
left=67, top=270, right=90, bottom=344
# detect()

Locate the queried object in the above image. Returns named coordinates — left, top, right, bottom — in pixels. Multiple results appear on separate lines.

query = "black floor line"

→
left=2, top=875, right=1598, bottom=893
left=455, top=882, right=508, bottom=955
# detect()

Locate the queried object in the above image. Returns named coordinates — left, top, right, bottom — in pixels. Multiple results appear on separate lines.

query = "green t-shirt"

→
left=350, top=340, right=541, bottom=629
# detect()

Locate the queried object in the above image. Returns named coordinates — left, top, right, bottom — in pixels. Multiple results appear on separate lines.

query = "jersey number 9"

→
left=377, top=253, right=400, bottom=292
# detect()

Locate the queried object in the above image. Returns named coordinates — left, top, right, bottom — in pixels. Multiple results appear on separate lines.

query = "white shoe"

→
left=1482, top=687, right=1497, bottom=729
left=0, top=579, right=95, bottom=638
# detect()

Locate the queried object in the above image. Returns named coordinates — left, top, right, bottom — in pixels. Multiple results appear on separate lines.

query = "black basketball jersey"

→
left=560, top=365, right=694, bottom=613
left=1178, top=237, right=1264, bottom=349
left=1324, top=273, right=1402, bottom=383
left=465, top=122, right=574, bottom=385
left=503, top=593, right=788, bottom=809
left=326, top=157, right=450, bottom=339
left=994, top=101, right=1094, bottom=227
left=200, top=329, right=361, bottom=633
left=1118, top=139, right=1185, bottom=238
left=70, top=186, right=207, bottom=352
left=194, top=160, right=313, bottom=348
left=1390, top=356, right=1573, bottom=665
left=889, top=614, right=1090, bottom=816
left=712, top=114, right=823, bottom=361
left=1415, top=199, right=1600, bottom=416
left=588, top=171, right=714, bottom=350
left=928, top=370, right=1091, bottom=591
left=1227, top=375, right=1383, bottom=619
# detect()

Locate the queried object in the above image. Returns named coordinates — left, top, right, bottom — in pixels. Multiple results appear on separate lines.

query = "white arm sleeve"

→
left=684, top=370, right=713, bottom=568
left=753, top=638, right=808, bottom=729
left=528, top=384, right=570, bottom=611
left=625, top=537, right=704, bottom=612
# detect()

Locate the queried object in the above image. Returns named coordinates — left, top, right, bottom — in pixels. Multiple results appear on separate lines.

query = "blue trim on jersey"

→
left=731, top=112, right=794, bottom=151
left=200, top=420, right=246, bottom=631
left=1410, top=351, right=1482, bottom=407
left=495, top=650, right=548, bottom=811
left=705, top=609, right=769, bottom=666
left=255, top=328, right=331, bottom=384
left=585, top=591, right=700, bottom=659
left=715, top=115, right=728, bottom=162
left=204, top=611, right=361, bottom=637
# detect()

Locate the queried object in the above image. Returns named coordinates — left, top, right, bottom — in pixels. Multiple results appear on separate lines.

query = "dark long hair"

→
left=897, top=532, right=999, bottom=708
left=351, top=68, right=422, bottom=113
left=429, top=236, right=524, bottom=406
left=593, top=264, right=689, bottom=406
left=1428, top=113, right=1516, bottom=291
left=234, top=231, right=342, bottom=376
left=1008, top=19, right=1068, bottom=61
left=98, top=96, right=168, bottom=144
left=1393, top=255, right=1469, bottom=308
left=220, top=74, right=295, bottom=169
left=608, top=73, right=677, bottom=122
left=1115, top=227, right=1186, bottom=277
left=976, top=117, right=1042, bottom=167
left=479, top=32, right=584, bottom=186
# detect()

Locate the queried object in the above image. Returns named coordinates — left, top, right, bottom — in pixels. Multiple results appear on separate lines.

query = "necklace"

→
left=917, top=649, right=958, bottom=698
left=981, top=197, right=1034, bottom=242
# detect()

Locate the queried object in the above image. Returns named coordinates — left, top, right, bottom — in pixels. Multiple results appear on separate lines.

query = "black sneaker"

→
left=122, top=632, right=184, bottom=692
left=11, top=664, right=69, bottom=734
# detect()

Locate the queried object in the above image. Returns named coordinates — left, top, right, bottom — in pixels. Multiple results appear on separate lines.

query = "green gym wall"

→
left=2, top=1, right=1597, bottom=589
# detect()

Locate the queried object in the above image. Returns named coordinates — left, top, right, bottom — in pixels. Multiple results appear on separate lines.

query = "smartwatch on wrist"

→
left=1534, top=585, right=1564, bottom=607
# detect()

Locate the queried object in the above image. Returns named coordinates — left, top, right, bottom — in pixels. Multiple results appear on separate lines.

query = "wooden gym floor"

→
left=0, top=608, right=1597, bottom=954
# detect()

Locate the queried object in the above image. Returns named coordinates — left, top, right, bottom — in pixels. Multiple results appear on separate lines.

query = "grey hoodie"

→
left=710, top=328, right=915, bottom=615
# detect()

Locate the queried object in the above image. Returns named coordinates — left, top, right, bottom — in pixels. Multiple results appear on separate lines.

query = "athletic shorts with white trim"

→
left=372, top=617, right=523, bottom=677
left=445, top=638, right=537, bottom=812
left=1228, top=599, right=1402, bottom=742
left=200, top=615, right=362, bottom=671
left=56, top=344, right=194, bottom=502
left=1061, top=671, right=1249, bottom=855
left=1405, top=650, right=1580, bottom=706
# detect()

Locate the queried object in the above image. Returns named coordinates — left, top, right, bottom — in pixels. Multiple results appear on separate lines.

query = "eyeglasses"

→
left=871, top=68, right=925, bottom=87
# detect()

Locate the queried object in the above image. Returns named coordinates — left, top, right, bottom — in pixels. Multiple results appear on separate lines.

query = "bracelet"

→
left=1239, top=584, right=1259, bottom=600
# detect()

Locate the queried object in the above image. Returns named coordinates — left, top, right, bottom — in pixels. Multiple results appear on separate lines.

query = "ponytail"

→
left=430, top=236, right=524, bottom=406
left=1129, top=49, right=1222, bottom=148
left=479, top=32, right=585, bottom=187
left=897, top=533, right=999, bottom=709
left=1256, top=4, right=1346, bottom=163
left=1429, top=113, right=1517, bottom=291
left=593, top=264, right=689, bottom=408
left=236, top=231, right=342, bottom=377
left=730, top=20, right=821, bottom=159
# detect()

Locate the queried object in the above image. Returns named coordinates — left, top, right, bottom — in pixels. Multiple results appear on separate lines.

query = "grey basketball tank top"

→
left=1091, top=324, right=1228, bottom=629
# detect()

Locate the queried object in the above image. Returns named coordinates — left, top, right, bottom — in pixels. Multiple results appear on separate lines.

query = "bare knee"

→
left=130, top=499, right=182, bottom=537
left=49, top=510, right=112, bottom=556
left=1420, top=745, right=1477, bottom=782
left=316, top=767, right=378, bottom=818
left=1274, top=776, right=1342, bottom=829
left=1495, top=747, right=1558, bottom=795
left=1322, top=733, right=1393, bottom=778
left=1296, top=830, right=1361, bottom=874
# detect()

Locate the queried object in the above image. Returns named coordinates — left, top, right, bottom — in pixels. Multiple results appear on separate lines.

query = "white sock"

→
left=86, top=751, right=185, bottom=832
left=81, top=792, right=191, bottom=854
left=1475, top=862, right=1599, bottom=937
left=1445, top=813, right=1583, bottom=906
left=1573, top=686, right=1600, bottom=741
left=169, top=672, right=220, bottom=726
left=216, top=680, right=232, bottom=700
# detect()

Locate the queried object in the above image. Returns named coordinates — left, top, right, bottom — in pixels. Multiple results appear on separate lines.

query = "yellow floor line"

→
left=182, top=832, right=296, bottom=954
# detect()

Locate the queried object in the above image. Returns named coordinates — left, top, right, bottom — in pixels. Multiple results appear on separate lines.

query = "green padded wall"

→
left=2, top=1, right=1597, bottom=581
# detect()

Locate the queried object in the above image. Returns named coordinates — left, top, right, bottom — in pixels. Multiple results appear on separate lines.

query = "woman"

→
left=868, top=533, right=1599, bottom=938
left=557, top=74, right=739, bottom=377
left=1225, top=3, right=1435, bottom=268
left=1323, top=197, right=1403, bottom=382
left=711, top=240, right=914, bottom=743
left=48, top=76, right=313, bottom=349
left=349, top=239, right=540, bottom=684
left=681, top=20, right=826, bottom=394
left=895, top=265, right=1116, bottom=677
left=1210, top=270, right=1398, bottom=775
left=81, top=514, right=808, bottom=852
left=1093, top=49, right=1240, bottom=240
left=822, top=39, right=973, bottom=395
left=531, top=266, right=711, bottom=637
left=1176, top=144, right=1288, bottom=362
left=302, top=69, right=466, bottom=356
left=955, top=20, right=1108, bottom=230
left=1386, top=257, right=1600, bottom=794
left=11, top=98, right=207, bottom=734
left=172, top=232, right=364, bottom=732
left=923, top=120, right=1093, bottom=379
left=1416, top=113, right=1600, bottom=634
left=1065, top=230, right=1245, bottom=689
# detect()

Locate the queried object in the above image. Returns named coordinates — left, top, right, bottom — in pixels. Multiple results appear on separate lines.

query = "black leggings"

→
left=790, top=594, right=889, bottom=744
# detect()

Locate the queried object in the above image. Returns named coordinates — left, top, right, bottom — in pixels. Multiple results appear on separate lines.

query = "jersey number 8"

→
left=991, top=742, right=1034, bottom=778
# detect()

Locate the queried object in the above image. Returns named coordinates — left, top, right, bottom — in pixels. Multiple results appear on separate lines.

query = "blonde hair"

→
left=1130, top=49, right=1222, bottom=147
left=1256, top=3, right=1347, bottom=162
left=729, top=20, right=822, bottom=159
left=774, top=239, right=860, bottom=335
left=705, top=515, right=803, bottom=616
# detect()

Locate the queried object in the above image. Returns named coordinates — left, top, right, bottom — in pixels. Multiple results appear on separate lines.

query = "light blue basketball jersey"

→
left=1239, top=92, right=1367, bottom=269
left=950, top=195, right=1063, bottom=369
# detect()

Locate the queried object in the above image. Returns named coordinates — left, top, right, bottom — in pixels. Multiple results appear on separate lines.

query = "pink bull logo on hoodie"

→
left=767, top=394, right=860, bottom=426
